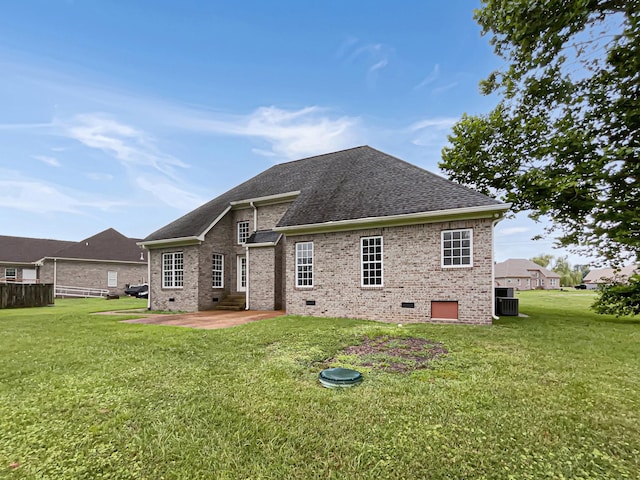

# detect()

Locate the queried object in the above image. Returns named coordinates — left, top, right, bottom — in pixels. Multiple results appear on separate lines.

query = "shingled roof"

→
left=494, top=259, right=561, bottom=279
left=0, top=229, right=144, bottom=264
left=144, top=146, right=507, bottom=242
left=0, top=236, right=75, bottom=263
left=52, top=228, right=145, bottom=262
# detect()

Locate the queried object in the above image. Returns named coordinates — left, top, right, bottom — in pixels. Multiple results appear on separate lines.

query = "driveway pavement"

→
left=118, top=309, right=286, bottom=329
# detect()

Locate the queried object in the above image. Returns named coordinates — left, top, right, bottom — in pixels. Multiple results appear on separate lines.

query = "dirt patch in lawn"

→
left=328, top=336, right=448, bottom=373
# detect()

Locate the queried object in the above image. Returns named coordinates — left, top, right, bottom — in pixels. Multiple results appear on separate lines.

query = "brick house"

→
left=494, top=258, right=561, bottom=290
left=0, top=228, right=147, bottom=296
left=583, top=264, right=638, bottom=290
left=140, top=146, right=510, bottom=324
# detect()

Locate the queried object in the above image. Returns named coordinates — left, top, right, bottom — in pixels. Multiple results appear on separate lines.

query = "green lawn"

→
left=1, top=292, right=638, bottom=479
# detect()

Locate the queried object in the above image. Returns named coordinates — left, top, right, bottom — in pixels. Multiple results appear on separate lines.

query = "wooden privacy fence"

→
left=0, top=283, right=54, bottom=309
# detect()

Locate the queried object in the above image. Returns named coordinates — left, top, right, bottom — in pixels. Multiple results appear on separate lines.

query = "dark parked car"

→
left=136, top=287, right=148, bottom=299
left=574, top=284, right=587, bottom=290
left=124, top=283, right=148, bottom=296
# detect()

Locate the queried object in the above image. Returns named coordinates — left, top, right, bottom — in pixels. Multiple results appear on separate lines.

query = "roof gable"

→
left=51, top=228, right=145, bottom=262
left=144, top=146, right=507, bottom=242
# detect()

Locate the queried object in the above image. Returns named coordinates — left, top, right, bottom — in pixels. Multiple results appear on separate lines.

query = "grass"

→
left=0, top=291, right=639, bottom=479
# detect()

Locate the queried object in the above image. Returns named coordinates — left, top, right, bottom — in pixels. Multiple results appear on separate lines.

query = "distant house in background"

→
left=0, top=228, right=147, bottom=296
left=583, top=264, right=638, bottom=290
left=494, top=258, right=561, bottom=290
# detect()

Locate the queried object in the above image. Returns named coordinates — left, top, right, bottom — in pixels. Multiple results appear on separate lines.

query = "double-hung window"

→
left=361, top=236, right=383, bottom=286
left=5, top=267, right=17, bottom=280
left=162, top=252, right=184, bottom=288
left=212, top=253, right=224, bottom=288
left=237, top=221, right=250, bottom=245
left=295, top=242, right=313, bottom=287
left=441, top=229, right=473, bottom=267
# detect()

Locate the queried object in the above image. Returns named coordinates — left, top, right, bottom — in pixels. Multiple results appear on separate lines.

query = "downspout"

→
left=245, top=245, right=250, bottom=310
left=491, top=216, right=503, bottom=320
left=246, top=201, right=257, bottom=310
left=53, top=258, right=57, bottom=298
left=251, top=201, right=258, bottom=232
left=146, top=248, right=151, bottom=310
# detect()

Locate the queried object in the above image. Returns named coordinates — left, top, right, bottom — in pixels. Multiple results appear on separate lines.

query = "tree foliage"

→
left=441, top=0, right=639, bottom=264
left=593, top=273, right=640, bottom=316
left=531, top=253, right=587, bottom=286
left=531, top=253, right=554, bottom=268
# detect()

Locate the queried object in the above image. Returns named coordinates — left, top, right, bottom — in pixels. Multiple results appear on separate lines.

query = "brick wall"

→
left=196, top=214, right=233, bottom=310
left=285, top=219, right=495, bottom=324
left=41, top=259, right=146, bottom=295
left=149, top=245, right=199, bottom=311
left=248, top=246, right=276, bottom=310
left=256, top=202, right=292, bottom=231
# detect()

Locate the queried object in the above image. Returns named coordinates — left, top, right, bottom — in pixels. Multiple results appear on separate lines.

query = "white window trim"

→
left=295, top=242, right=314, bottom=288
left=107, top=271, right=118, bottom=288
left=212, top=253, right=224, bottom=289
left=237, top=221, right=250, bottom=245
left=5, top=267, right=17, bottom=279
left=162, top=252, right=184, bottom=289
left=441, top=229, right=473, bottom=268
left=361, top=236, right=384, bottom=287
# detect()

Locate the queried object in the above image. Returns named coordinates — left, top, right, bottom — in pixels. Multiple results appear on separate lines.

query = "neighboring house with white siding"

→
left=0, top=228, right=147, bottom=296
left=494, top=258, right=561, bottom=290
left=140, top=146, right=510, bottom=324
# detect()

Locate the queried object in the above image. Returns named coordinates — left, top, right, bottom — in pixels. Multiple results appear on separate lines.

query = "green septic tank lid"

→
left=318, top=368, right=363, bottom=388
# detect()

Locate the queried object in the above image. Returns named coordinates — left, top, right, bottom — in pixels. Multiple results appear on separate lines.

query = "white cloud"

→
left=136, top=176, right=205, bottom=210
left=172, top=105, right=361, bottom=160
left=62, top=113, right=188, bottom=176
left=409, top=117, right=458, bottom=147
left=496, top=226, right=530, bottom=236
left=414, top=64, right=440, bottom=90
left=337, top=38, right=393, bottom=82
left=33, top=155, right=61, bottom=167
left=432, top=82, right=459, bottom=95
left=86, top=172, right=114, bottom=181
left=0, top=170, right=125, bottom=214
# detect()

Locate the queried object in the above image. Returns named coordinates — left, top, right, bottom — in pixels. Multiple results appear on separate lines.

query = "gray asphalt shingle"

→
left=144, top=146, right=505, bottom=242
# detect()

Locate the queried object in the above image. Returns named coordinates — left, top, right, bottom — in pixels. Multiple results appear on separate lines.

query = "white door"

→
left=237, top=255, right=247, bottom=292
left=23, top=269, right=37, bottom=284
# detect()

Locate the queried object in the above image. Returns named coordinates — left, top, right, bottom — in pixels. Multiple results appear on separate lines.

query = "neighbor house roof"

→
left=0, top=229, right=145, bottom=264
left=494, top=258, right=561, bottom=279
left=144, top=146, right=508, bottom=243
left=49, top=228, right=145, bottom=263
left=0, top=236, right=75, bottom=263
left=583, top=264, right=637, bottom=284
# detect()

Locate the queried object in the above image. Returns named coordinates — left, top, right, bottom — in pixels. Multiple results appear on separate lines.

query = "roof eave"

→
left=41, top=257, right=147, bottom=264
left=137, top=236, right=203, bottom=248
left=229, top=191, right=301, bottom=208
left=274, top=203, right=511, bottom=235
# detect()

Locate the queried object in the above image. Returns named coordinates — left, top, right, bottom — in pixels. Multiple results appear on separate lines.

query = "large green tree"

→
left=441, top=0, right=639, bottom=264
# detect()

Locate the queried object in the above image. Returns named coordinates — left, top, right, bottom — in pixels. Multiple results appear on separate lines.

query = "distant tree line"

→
left=530, top=254, right=589, bottom=287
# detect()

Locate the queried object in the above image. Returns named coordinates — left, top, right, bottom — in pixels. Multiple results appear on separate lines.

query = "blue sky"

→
left=0, top=1, right=595, bottom=265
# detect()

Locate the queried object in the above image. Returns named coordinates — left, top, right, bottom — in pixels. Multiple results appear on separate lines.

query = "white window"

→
left=212, top=253, right=224, bottom=288
left=441, top=229, right=473, bottom=267
left=361, top=236, right=383, bottom=286
left=107, top=271, right=118, bottom=288
left=5, top=267, right=17, bottom=280
left=296, top=242, right=313, bottom=287
left=237, top=221, right=250, bottom=244
left=162, top=252, right=184, bottom=288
